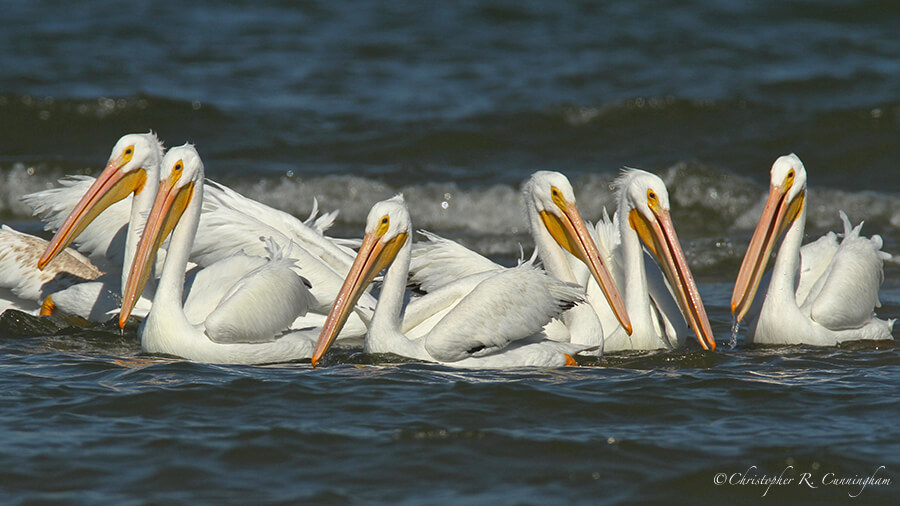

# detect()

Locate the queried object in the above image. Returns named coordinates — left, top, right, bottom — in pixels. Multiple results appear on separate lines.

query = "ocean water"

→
left=1, top=0, right=898, bottom=503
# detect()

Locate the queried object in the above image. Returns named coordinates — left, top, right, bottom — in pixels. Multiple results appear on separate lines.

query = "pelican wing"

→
left=193, top=183, right=375, bottom=314
left=409, top=230, right=503, bottom=292
left=453, top=335, right=590, bottom=368
left=422, top=265, right=582, bottom=362
left=203, top=256, right=312, bottom=344
left=0, top=225, right=101, bottom=302
left=193, top=181, right=374, bottom=313
left=199, top=180, right=357, bottom=269
left=182, top=254, right=268, bottom=324
left=401, top=271, right=498, bottom=338
left=795, top=230, right=840, bottom=307
left=21, top=177, right=131, bottom=269
left=807, top=213, right=889, bottom=331
left=592, top=208, right=620, bottom=269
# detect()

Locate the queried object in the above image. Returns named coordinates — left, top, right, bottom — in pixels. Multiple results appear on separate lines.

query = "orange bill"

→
left=629, top=206, right=716, bottom=350
left=731, top=184, right=805, bottom=322
left=311, top=229, right=407, bottom=367
left=540, top=193, right=632, bottom=335
left=38, top=155, right=147, bottom=269
left=118, top=172, right=194, bottom=327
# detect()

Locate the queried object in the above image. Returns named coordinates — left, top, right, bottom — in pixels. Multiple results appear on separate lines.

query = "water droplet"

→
left=286, top=170, right=294, bottom=178
left=192, top=101, right=202, bottom=110
left=441, top=201, right=449, bottom=209
left=26, top=167, right=35, bottom=176
left=730, top=316, right=740, bottom=349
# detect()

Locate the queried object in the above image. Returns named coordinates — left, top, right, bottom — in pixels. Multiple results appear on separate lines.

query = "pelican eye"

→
left=170, top=160, right=184, bottom=181
left=122, top=145, right=135, bottom=163
left=783, top=169, right=796, bottom=189
left=376, top=215, right=390, bottom=236
left=648, top=190, right=657, bottom=201
left=550, top=186, right=567, bottom=208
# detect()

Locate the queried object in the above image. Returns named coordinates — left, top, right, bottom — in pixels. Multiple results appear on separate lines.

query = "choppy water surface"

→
left=1, top=0, right=899, bottom=503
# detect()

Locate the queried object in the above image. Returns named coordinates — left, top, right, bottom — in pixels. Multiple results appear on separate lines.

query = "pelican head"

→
left=119, top=144, right=202, bottom=327
left=731, top=154, right=807, bottom=322
left=524, top=171, right=632, bottom=334
left=617, top=169, right=716, bottom=350
left=38, top=132, right=164, bottom=269
left=311, top=195, right=411, bottom=366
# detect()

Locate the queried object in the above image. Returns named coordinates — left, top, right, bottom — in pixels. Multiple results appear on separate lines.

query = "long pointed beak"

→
left=731, top=185, right=805, bottom=322
left=38, top=157, right=147, bottom=270
left=311, top=230, right=407, bottom=367
left=630, top=207, right=716, bottom=350
left=118, top=175, right=193, bottom=328
left=541, top=202, right=632, bottom=335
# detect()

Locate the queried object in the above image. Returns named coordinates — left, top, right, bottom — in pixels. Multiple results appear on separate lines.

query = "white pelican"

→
left=118, top=144, right=319, bottom=364
left=0, top=133, right=163, bottom=319
left=311, top=195, right=590, bottom=369
left=731, top=154, right=894, bottom=345
left=408, top=170, right=632, bottom=348
left=587, top=169, right=716, bottom=352
left=28, top=133, right=164, bottom=273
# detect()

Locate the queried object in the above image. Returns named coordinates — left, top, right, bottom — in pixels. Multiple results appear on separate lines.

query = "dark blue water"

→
left=1, top=0, right=898, bottom=503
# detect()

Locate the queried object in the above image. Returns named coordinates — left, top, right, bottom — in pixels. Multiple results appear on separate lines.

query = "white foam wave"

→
left=4, top=163, right=898, bottom=264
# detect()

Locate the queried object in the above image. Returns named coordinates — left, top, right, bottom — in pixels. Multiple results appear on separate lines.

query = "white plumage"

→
left=120, top=145, right=317, bottom=364
left=584, top=169, right=716, bottom=352
left=409, top=230, right=506, bottom=293
left=421, top=266, right=581, bottom=361
left=14, top=133, right=365, bottom=337
left=0, top=224, right=105, bottom=315
left=312, top=195, right=588, bottom=369
left=408, top=171, right=632, bottom=350
left=7, top=133, right=166, bottom=320
left=732, top=154, right=894, bottom=345
left=193, top=180, right=376, bottom=322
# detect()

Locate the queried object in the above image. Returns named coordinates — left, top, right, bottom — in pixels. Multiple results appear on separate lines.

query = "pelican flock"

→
left=0, top=135, right=894, bottom=366
left=5, top=132, right=370, bottom=339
